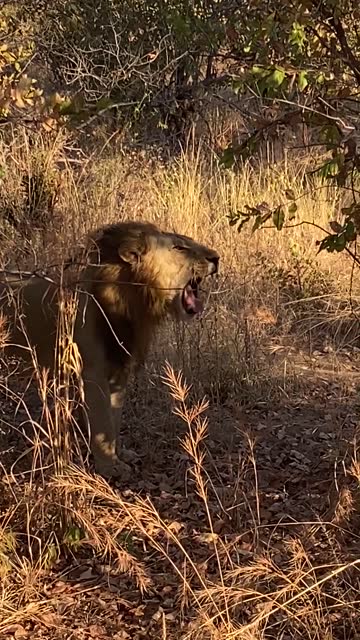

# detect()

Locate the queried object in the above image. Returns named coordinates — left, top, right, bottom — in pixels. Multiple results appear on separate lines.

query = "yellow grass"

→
left=0, top=129, right=360, bottom=639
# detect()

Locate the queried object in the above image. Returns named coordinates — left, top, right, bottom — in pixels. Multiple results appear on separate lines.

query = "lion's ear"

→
left=117, top=232, right=149, bottom=265
left=118, top=248, right=141, bottom=265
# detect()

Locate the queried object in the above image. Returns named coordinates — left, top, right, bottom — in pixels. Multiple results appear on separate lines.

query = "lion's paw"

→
left=120, top=448, right=139, bottom=463
left=94, top=457, right=132, bottom=481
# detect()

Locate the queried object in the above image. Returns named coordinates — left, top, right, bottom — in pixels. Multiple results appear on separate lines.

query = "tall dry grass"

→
left=1, top=128, right=360, bottom=638
left=2, top=127, right=358, bottom=371
left=2, top=362, right=358, bottom=638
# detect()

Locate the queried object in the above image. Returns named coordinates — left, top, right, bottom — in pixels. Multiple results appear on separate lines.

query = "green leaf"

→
left=289, top=22, right=306, bottom=52
left=317, top=155, right=343, bottom=181
left=344, top=220, right=356, bottom=242
left=219, top=146, right=236, bottom=168
left=335, top=233, right=347, bottom=252
left=57, top=98, right=73, bottom=114
left=44, top=543, right=58, bottom=568
left=252, top=215, right=263, bottom=232
left=117, top=531, right=136, bottom=553
left=232, top=79, right=243, bottom=95
left=317, top=235, right=337, bottom=253
left=288, top=202, right=297, bottom=219
left=319, top=125, right=341, bottom=146
left=272, top=206, right=285, bottom=230
left=317, top=233, right=347, bottom=253
left=64, top=525, right=85, bottom=547
left=268, top=67, right=286, bottom=88
left=297, top=70, right=308, bottom=92
left=251, top=65, right=266, bottom=77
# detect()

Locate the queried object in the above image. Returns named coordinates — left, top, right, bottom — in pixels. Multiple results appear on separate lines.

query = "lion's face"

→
left=91, top=221, right=219, bottom=321
left=145, top=228, right=219, bottom=320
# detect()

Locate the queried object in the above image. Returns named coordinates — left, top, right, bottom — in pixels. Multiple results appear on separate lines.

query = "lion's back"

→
left=0, top=277, right=61, bottom=366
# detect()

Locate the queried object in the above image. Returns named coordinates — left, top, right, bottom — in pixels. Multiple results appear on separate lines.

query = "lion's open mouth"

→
left=182, top=277, right=203, bottom=315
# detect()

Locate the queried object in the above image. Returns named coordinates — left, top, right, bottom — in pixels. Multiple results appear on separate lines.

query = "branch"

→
left=329, top=15, right=360, bottom=85
left=312, top=1, right=360, bottom=85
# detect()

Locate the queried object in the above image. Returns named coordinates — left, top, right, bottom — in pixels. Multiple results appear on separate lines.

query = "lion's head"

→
left=86, top=221, right=219, bottom=322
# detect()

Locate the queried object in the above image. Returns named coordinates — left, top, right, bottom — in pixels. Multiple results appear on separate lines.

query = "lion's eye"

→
left=173, top=245, right=188, bottom=252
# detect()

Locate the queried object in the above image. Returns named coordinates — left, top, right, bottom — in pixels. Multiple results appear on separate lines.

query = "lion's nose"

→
left=207, top=255, right=219, bottom=275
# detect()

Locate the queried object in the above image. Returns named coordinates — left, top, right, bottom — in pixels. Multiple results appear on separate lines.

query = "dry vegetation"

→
left=1, top=128, right=360, bottom=640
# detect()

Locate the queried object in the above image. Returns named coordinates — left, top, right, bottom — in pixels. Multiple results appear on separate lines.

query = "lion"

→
left=0, top=220, right=219, bottom=479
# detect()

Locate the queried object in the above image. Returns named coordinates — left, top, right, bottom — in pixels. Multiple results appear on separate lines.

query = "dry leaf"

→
left=2, top=624, right=29, bottom=639
left=37, top=612, right=62, bottom=628
left=88, top=624, right=108, bottom=638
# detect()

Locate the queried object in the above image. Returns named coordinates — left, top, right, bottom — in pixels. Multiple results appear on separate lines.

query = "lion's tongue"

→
left=183, top=284, right=203, bottom=314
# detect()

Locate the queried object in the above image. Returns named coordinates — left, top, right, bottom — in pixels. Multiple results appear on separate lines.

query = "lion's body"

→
left=0, top=220, right=219, bottom=478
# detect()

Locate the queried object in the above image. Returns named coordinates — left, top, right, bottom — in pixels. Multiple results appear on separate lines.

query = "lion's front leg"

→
left=81, top=367, right=131, bottom=480
left=109, top=368, right=139, bottom=465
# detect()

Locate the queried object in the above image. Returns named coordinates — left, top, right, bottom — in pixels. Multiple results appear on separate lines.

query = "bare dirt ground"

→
left=1, top=344, right=360, bottom=640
